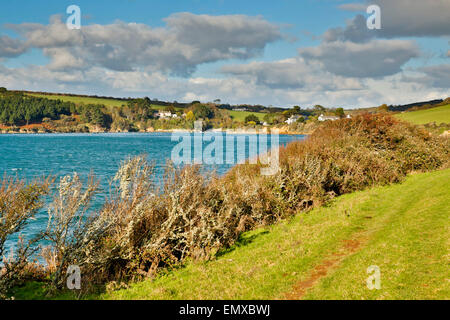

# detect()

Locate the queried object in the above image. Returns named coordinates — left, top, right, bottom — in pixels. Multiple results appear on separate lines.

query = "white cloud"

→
left=372, top=0, right=450, bottom=38
left=333, top=0, right=450, bottom=41
left=6, top=13, right=282, bottom=76
left=402, top=64, right=450, bottom=89
left=0, top=36, right=28, bottom=57
left=1, top=61, right=447, bottom=109
left=0, top=9, right=447, bottom=109
left=221, top=58, right=365, bottom=90
left=298, top=40, right=420, bottom=78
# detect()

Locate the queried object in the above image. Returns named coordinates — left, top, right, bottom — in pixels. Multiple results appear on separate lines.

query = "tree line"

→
left=0, top=89, right=113, bottom=127
left=0, top=90, right=74, bottom=126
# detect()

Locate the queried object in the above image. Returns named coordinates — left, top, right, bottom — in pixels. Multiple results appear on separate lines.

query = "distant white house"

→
left=285, top=115, right=301, bottom=125
left=233, top=108, right=248, bottom=112
left=157, top=111, right=174, bottom=119
left=318, top=114, right=340, bottom=122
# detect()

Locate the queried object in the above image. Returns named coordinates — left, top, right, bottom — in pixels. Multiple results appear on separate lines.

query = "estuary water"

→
left=0, top=132, right=306, bottom=250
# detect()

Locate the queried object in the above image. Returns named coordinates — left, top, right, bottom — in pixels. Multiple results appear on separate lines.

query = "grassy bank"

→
left=13, top=168, right=448, bottom=299
left=394, top=104, right=450, bottom=125
left=13, top=169, right=450, bottom=299
left=99, top=168, right=450, bottom=300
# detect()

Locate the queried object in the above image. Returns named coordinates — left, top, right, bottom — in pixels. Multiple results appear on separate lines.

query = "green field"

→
left=95, top=168, right=448, bottom=300
left=395, top=104, right=450, bottom=125
left=228, top=110, right=266, bottom=122
left=26, top=93, right=129, bottom=108
left=150, top=104, right=184, bottom=112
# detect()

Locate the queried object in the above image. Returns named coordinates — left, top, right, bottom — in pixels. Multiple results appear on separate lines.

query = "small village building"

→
left=285, top=115, right=301, bottom=125
left=157, top=111, right=173, bottom=119
left=318, top=114, right=340, bottom=122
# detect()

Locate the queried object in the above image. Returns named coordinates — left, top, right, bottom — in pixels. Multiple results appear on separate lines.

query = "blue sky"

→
left=0, top=0, right=448, bottom=108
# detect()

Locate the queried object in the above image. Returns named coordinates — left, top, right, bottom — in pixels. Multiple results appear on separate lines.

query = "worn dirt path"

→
left=284, top=235, right=367, bottom=300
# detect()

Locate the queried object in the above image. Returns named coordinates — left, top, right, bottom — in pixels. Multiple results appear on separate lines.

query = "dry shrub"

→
left=0, top=237, right=47, bottom=298
left=75, top=113, right=449, bottom=285
left=84, top=156, right=160, bottom=281
left=43, top=173, right=111, bottom=289
left=83, top=158, right=289, bottom=282
left=0, top=176, right=51, bottom=297
left=260, top=114, right=449, bottom=213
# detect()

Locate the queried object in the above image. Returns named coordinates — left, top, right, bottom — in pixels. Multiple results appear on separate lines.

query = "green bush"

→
left=245, top=114, right=260, bottom=124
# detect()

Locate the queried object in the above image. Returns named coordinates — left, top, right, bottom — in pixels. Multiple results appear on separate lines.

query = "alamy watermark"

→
left=366, top=4, right=381, bottom=30
left=366, top=265, right=381, bottom=290
left=171, top=121, right=280, bottom=176
left=66, top=5, right=81, bottom=30
left=66, top=265, right=81, bottom=290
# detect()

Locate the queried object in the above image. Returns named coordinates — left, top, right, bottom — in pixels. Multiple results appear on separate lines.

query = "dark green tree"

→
left=193, top=104, right=213, bottom=119
left=335, top=108, right=345, bottom=118
left=244, top=114, right=260, bottom=124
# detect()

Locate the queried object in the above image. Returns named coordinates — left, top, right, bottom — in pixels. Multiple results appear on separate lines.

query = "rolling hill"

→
left=394, top=104, right=450, bottom=125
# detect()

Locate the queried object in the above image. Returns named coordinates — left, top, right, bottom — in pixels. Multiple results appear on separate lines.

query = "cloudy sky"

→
left=0, top=0, right=449, bottom=108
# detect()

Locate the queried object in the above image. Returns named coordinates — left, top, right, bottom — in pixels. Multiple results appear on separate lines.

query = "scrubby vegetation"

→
left=97, top=168, right=450, bottom=300
left=0, top=176, right=52, bottom=298
left=1, top=114, right=449, bottom=299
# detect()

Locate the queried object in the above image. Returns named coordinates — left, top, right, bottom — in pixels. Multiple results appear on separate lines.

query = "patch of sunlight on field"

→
left=395, top=104, right=450, bottom=125
left=228, top=110, right=266, bottom=122
left=26, top=93, right=128, bottom=107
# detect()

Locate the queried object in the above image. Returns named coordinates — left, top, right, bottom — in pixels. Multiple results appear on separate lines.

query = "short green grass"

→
left=395, top=104, right=450, bottom=125
left=10, top=169, right=449, bottom=300
left=228, top=110, right=266, bottom=122
left=100, top=169, right=450, bottom=300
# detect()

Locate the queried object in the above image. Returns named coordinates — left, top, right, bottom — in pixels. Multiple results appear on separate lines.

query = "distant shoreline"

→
left=0, top=127, right=311, bottom=136
left=0, top=130, right=308, bottom=136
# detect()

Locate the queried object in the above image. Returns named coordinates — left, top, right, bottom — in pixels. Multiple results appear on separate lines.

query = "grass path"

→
left=99, top=169, right=449, bottom=300
left=303, top=169, right=450, bottom=299
left=394, top=104, right=450, bottom=125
